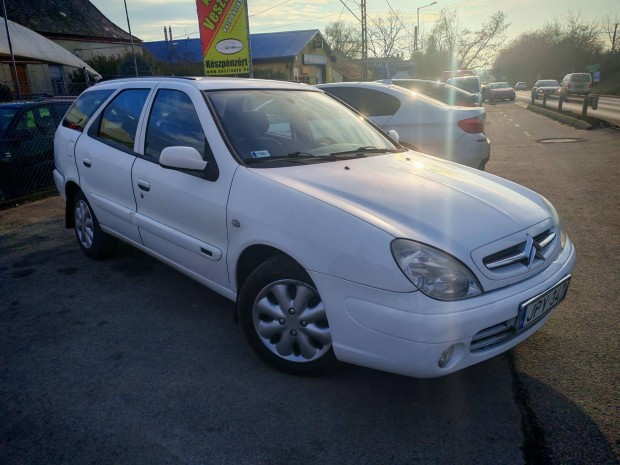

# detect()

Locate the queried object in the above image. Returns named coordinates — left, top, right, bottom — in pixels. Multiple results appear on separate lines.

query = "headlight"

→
left=391, top=239, right=483, bottom=301
left=540, top=196, right=567, bottom=249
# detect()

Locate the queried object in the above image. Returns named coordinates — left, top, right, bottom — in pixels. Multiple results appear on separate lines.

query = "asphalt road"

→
left=483, top=100, right=620, bottom=464
left=1, top=102, right=619, bottom=464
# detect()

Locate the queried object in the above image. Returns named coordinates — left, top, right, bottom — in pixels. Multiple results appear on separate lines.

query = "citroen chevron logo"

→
left=524, top=234, right=545, bottom=269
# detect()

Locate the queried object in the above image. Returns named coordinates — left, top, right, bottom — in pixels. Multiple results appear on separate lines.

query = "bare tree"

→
left=426, top=9, right=459, bottom=56
left=324, top=21, right=362, bottom=59
left=600, top=12, right=619, bottom=52
left=367, top=11, right=406, bottom=58
left=458, top=11, right=510, bottom=69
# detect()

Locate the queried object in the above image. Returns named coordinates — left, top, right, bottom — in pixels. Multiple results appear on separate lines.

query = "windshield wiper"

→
left=244, top=155, right=309, bottom=165
left=286, top=151, right=319, bottom=158
left=329, top=146, right=404, bottom=157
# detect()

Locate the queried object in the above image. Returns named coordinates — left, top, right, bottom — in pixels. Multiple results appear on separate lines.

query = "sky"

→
left=90, top=0, right=618, bottom=45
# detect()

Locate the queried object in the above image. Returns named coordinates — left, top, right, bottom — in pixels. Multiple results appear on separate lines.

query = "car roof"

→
left=89, top=76, right=321, bottom=92
left=317, top=81, right=448, bottom=106
left=0, top=98, right=74, bottom=109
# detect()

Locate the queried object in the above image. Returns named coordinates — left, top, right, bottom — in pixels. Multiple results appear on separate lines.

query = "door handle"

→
left=137, top=179, right=150, bottom=192
left=83, top=158, right=91, bottom=167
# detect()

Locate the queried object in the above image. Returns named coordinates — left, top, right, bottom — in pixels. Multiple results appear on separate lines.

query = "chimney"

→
left=164, top=26, right=168, bottom=43
left=168, top=26, right=172, bottom=41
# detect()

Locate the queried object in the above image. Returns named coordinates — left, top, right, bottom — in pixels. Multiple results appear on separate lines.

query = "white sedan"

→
left=317, top=82, right=490, bottom=170
left=54, top=77, right=575, bottom=378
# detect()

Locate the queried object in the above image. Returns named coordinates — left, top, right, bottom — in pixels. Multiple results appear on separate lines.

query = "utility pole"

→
left=361, top=0, right=367, bottom=80
left=1, top=0, right=21, bottom=97
left=123, top=0, right=139, bottom=77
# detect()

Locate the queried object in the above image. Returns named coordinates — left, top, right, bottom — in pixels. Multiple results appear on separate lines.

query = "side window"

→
left=62, top=89, right=114, bottom=132
left=326, top=87, right=400, bottom=117
left=145, top=89, right=219, bottom=181
left=97, top=89, right=150, bottom=151
left=145, top=90, right=206, bottom=160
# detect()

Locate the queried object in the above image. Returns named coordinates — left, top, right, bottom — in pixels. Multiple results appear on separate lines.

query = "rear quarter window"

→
left=62, top=89, right=114, bottom=132
left=324, top=87, right=401, bottom=117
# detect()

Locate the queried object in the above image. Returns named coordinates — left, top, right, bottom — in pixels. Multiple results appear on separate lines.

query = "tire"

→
left=73, top=190, right=117, bottom=259
left=237, top=255, right=338, bottom=375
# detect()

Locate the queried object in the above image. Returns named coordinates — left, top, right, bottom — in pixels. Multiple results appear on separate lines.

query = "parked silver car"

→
left=317, top=82, right=490, bottom=170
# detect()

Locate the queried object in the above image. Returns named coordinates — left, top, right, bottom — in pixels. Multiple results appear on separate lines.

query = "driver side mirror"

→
left=159, top=146, right=207, bottom=172
left=388, top=129, right=399, bottom=143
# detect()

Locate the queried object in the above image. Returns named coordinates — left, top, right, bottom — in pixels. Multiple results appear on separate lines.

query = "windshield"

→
left=207, top=89, right=400, bottom=165
left=540, top=80, right=560, bottom=87
left=491, top=82, right=511, bottom=89
left=0, top=107, right=18, bottom=136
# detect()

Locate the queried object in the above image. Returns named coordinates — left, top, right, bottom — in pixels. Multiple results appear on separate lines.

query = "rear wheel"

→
left=238, top=255, right=338, bottom=375
left=73, top=191, right=117, bottom=259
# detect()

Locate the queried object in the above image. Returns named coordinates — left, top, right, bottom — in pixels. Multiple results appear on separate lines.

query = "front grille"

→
left=470, top=317, right=518, bottom=352
left=483, top=229, right=555, bottom=272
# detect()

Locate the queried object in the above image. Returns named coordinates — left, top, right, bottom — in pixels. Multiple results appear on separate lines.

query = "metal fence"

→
left=0, top=83, right=84, bottom=205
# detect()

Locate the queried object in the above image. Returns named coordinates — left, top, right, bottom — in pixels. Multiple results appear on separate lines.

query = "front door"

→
left=131, top=85, right=232, bottom=291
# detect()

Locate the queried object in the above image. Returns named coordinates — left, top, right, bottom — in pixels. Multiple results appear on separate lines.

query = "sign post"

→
left=196, top=0, right=251, bottom=76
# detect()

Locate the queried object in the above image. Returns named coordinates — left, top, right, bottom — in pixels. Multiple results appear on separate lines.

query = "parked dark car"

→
left=514, top=82, right=528, bottom=91
left=531, top=80, right=560, bottom=100
left=484, top=82, right=516, bottom=102
left=377, top=79, right=478, bottom=107
left=0, top=98, right=73, bottom=201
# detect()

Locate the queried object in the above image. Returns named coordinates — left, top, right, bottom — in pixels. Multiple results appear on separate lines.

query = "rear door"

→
left=75, top=85, right=154, bottom=244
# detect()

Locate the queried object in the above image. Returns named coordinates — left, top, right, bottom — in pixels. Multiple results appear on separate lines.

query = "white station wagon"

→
left=54, top=77, right=575, bottom=378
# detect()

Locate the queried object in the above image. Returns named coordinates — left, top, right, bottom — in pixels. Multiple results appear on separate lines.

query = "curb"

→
left=526, top=104, right=592, bottom=130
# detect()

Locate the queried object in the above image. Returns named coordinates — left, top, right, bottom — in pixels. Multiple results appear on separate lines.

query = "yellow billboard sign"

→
left=196, top=0, right=250, bottom=76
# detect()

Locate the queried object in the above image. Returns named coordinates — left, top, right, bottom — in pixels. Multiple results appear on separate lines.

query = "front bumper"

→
left=309, top=238, right=575, bottom=378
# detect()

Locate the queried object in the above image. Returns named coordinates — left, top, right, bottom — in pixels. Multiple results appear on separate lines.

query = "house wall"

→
left=1, top=61, right=88, bottom=96
left=53, top=39, right=138, bottom=61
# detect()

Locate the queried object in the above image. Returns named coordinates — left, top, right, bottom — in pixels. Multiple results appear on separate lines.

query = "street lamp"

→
left=415, top=1, right=437, bottom=51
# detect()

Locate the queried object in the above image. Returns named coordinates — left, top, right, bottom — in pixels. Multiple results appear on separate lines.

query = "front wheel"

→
left=238, top=255, right=338, bottom=375
left=73, top=191, right=117, bottom=259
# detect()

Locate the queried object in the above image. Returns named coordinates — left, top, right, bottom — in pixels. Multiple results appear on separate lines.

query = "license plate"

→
left=517, top=275, right=571, bottom=331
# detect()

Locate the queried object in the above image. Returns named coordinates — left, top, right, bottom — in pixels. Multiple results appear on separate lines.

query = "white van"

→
left=560, top=73, right=592, bottom=96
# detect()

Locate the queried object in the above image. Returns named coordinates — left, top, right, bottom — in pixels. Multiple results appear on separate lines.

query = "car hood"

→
left=253, top=152, right=550, bottom=254
left=538, top=86, right=559, bottom=91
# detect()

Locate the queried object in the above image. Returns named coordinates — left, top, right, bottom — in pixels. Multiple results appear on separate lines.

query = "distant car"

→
left=514, top=82, right=528, bottom=91
left=485, top=82, right=516, bottom=102
left=317, top=82, right=490, bottom=170
left=377, top=79, right=478, bottom=107
left=559, top=73, right=592, bottom=97
left=446, top=75, right=483, bottom=106
left=0, top=98, right=72, bottom=201
left=531, top=80, right=561, bottom=100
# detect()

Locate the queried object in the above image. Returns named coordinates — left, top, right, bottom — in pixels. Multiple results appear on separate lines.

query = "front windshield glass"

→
left=207, top=89, right=399, bottom=165
left=0, top=108, right=18, bottom=136
left=542, top=80, right=560, bottom=87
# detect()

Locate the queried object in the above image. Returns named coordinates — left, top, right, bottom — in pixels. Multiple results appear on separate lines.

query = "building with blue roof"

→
left=143, top=29, right=335, bottom=84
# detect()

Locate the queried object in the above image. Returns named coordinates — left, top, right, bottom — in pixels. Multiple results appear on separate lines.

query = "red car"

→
left=485, top=82, right=516, bottom=102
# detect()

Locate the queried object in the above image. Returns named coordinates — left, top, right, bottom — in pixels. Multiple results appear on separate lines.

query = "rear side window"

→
left=324, top=87, right=401, bottom=117
left=62, top=89, right=114, bottom=131
left=96, top=89, right=150, bottom=151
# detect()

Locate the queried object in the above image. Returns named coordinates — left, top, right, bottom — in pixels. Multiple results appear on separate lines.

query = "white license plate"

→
left=517, top=275, right=571, bottom=331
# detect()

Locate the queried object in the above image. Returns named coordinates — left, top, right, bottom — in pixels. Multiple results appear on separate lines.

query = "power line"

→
left=249, top=0, right=293, bottom=18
